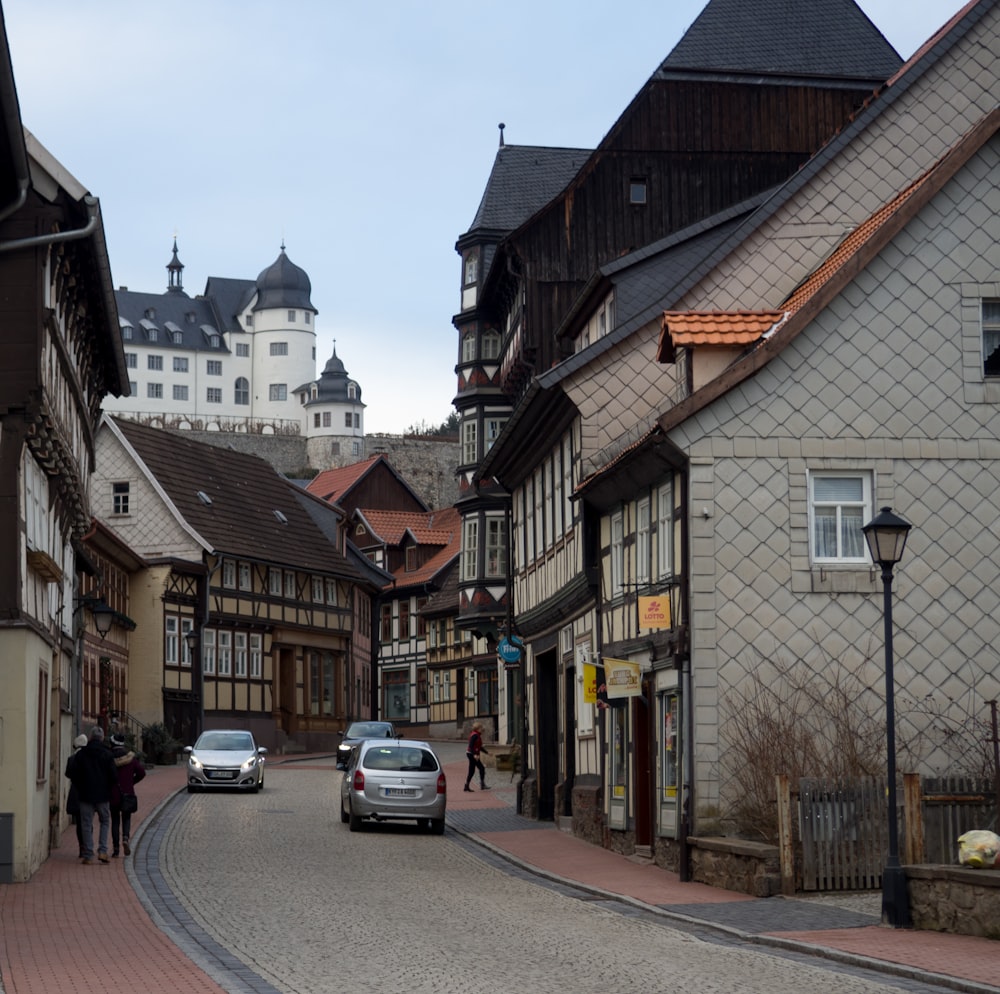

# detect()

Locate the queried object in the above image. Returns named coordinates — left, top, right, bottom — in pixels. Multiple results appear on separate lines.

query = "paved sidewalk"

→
left=0, top=754, right=997, bottom=994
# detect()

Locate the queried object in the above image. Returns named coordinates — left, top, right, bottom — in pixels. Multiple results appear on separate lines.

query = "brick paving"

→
left=0, top=753, right=996, bottom=994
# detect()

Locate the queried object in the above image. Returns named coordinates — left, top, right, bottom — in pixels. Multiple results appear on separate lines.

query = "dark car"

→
left=336, top=720, right=396, bottom=769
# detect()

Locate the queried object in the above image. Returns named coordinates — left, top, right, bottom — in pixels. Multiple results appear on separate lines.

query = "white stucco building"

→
left=103, top=242, right=365, bottom=453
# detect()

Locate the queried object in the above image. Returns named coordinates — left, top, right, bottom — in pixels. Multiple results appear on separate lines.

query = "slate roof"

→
left=467, top=145, right=591, bottom=233
left=108, top=416, right=362, bottom=579
left=115, top=287, right=233, bottom=354
left=297, top=346, right=363, bottom=406
left=660, top=0, right=901, bottom=81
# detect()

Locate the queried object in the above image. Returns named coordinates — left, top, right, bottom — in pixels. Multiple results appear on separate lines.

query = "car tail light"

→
left=437, top=772, right=446, bottom=795
left=353, top=770, right=365, bottom=791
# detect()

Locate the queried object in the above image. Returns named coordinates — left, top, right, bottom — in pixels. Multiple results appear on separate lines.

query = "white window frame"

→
left=181, top=618, right=193, bottom=668
left=462, top=418, right=477, bottom=464
left=165, top=616, right=178, bottom=665
left=284, top=571, right=296, bottom=598
left=238, top=562, right=252, bottom=591
left=222, top=559, right=236, bottom=588
left=984, top=300, right=1000, bottom=376
left=269, top=568, right=282, bottom=595
left=485, top=514, right=506, bottom=578
left=250, top=633, right=262, bottom=679
left=461, top=517, right=478, bottom=582
left=637, top=496, right=651, bottom=585
left=311, top=576, right=323, bottom=602
left=217, top=631, right=232, bottom=676
left=269, top=383, right=288, bottom=402
left=611, top=510, right=624, bottom=597
left=809, top=471, right=872, bottom=564
left=203, top=629, right=216, bottom=676
left=657, top=482, right=673, bottom=579
left=235, top=632, right=247, bottom=678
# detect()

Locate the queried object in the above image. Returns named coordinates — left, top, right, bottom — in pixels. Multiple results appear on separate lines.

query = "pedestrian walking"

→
left=464, top=721, right=489, bottom=791
left=66, top=726, right=117, bottom=864
left=64, top=733, right=88, bottom=858
left=109, top=733, right=145, bottom=857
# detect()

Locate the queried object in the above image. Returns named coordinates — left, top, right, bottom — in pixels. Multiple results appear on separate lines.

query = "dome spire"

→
left=166, top=235, right=184, bottom=293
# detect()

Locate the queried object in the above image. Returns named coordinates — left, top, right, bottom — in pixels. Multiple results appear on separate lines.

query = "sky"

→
left=2, top=0, right=968, bottom=434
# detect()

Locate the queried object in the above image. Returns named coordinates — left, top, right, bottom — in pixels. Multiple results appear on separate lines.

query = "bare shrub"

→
left=720, top=645, right=885, bottom=842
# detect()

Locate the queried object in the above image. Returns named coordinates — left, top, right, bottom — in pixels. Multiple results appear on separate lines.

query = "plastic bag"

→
left=957, top=829, right=1000, bottom=868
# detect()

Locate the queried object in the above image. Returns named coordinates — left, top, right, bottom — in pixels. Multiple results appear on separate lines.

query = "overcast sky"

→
left=3, top=0, right=967, bottom=433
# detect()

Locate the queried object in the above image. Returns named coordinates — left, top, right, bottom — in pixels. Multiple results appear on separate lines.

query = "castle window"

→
left=323, top=412, right=331, bottom=427
left=234, top=377, right=249, bottom=405
left=288, top=310, right=296, bottom=322
left=125, top=352, right=137, bottom=368
left=236, top=343, right=250, bottom=357
left=270, top=342, right=288, bottom=356
left=173, top=357, right=188, bottom=372
left=148, top=355, right=163, bottom=371
left=206, top=360, right=222, bottom=375
left=173, top=385, right=188, bottom=401
left=206, top=387, right=222, bottom=403
left=147, top=383, right=163, bottom=399
left=269, top=384, right=287, bottom=401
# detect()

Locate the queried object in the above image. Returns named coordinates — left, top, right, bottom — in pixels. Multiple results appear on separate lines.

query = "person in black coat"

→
left=64, top=734, right=88, bottom=858
left=66, top=726, right=118, bottom=864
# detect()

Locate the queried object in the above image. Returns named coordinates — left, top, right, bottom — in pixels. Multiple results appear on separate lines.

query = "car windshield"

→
left=345, top=722, right=392, bottom=739
left=196, top=732, right=254, bottom=751
left=363, top=747, right=438, bottom=772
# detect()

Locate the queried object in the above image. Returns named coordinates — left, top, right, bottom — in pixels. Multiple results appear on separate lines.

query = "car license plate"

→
left=208, top=771, right=234, bottom=779
left=384, top=787, right=416, bottom=797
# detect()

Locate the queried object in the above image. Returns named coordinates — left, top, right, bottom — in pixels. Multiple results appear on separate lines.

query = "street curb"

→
left=448, top=824, right=1000, bottom=994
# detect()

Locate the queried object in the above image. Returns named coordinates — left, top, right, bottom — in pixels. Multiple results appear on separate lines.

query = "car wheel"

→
left=430, top=818, right=445, bottom=836
left=348, top=802, right=362, bottom=832
left=340, top=799, right=349, bottom=823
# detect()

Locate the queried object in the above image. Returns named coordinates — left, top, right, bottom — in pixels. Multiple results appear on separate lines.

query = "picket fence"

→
left=777, top=775, right=997, bottom=892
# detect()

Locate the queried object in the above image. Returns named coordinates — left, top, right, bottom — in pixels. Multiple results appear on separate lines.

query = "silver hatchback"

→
left=184, top=729, right=267, bottom=792
left=340, top=739, right=446, bottom=834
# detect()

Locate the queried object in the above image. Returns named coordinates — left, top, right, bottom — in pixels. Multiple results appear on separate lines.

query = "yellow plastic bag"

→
left=957, top=830, right=1000, bottom=868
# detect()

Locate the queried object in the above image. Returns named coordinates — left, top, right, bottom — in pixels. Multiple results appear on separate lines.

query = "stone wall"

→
left=906, top=865, right=1000, bottom=939
left=688, top=836, right=782, bottom=897
left=184, top=430, right=311, bottom=477
left=365, top=433, right=459, bottom=509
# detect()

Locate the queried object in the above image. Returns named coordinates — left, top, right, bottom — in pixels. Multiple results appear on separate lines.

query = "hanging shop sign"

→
left=638, top=595, right=672, bottom=629
left=600, top=657, right=642, bottom=700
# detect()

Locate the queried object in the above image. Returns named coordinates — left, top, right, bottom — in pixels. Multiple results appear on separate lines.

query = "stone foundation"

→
left=570, top=776, right=603, bottom=846
left=688, top=836, right=782, bottom=897
left=906, top=865, right=1000, bottom=939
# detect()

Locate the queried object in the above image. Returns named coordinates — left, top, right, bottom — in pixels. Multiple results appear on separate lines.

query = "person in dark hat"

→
left=66, top=726, right=117, bottom=864
left=109, top=733, right=145, bottom=857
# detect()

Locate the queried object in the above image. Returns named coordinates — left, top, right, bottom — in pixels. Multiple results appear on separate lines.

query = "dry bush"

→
left=720, top=646, right=886, bottom=842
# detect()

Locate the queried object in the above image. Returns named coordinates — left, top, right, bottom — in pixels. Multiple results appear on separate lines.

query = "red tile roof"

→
left=355, top=506, right=461, bottom=590
left=306, top=456, right=384, bottom=503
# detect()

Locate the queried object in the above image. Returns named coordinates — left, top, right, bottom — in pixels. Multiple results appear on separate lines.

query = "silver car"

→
left=184, top=729, right=267, bottom=793
left=340, top=739, right=446, bottom=834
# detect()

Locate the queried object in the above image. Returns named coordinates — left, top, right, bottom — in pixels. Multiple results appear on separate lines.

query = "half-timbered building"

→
left=464, top=0, right=906, bottom=835
left=0, top=15, right=128, bottom=879
left=94, top=416, right=371, bottom=753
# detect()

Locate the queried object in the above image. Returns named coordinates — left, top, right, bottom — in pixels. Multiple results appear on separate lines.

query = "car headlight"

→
left=188, top=755, right=203, bottom=770
left=241, top=755, right=258, bottom=771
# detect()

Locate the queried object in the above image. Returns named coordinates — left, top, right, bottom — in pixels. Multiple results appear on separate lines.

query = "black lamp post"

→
left=862, top=506, right=912, bottom=929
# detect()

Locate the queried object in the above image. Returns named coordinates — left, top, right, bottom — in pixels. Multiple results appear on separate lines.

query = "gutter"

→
left=0, top=193, right=99, bottom=253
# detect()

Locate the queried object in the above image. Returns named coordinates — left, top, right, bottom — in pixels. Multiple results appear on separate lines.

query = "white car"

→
left=184, top=729, right=267, bottom=793
left=340, top=739, right=445, bottom=834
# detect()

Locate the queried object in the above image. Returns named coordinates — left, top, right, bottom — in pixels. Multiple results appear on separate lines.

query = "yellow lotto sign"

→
left=638, top=595, right=672, bottom=629
left=582, top=663, right=597, bottom=704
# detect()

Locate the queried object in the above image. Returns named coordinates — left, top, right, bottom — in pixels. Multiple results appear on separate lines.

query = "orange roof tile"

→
left=657, top=311, right=785, bottom=361
left=305, top=456, right=383, bottom=501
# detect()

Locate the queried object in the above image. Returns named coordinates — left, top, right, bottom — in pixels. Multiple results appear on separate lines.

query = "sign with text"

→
left=601, top=657, right=641, bottom=699
left=638, top=595, right=672, bottom=629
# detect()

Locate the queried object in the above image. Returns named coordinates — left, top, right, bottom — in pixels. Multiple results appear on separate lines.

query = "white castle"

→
left=103, top=241, right=365, bottom=460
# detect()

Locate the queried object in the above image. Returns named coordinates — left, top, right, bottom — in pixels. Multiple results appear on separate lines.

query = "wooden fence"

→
left=775, top=774, right=997, bottom=894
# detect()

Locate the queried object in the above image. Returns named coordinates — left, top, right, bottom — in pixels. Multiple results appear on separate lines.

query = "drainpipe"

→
left=0, top=194, right=99, bottom=253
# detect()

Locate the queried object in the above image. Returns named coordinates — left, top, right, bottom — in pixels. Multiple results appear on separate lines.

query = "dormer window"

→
left=629, top=178, right=647, bottom=205
left=405, top=546, right=417, bottom=572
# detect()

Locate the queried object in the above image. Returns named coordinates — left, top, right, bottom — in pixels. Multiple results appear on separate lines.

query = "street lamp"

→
left=91, top=601, right=115, bottom=639
left=862, top=506, right=912, bottom=929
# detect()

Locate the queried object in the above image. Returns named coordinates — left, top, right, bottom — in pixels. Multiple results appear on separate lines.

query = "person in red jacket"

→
left=109, top=733, right=146, bottom=857
left=464, top=722, right=489, bottom=792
